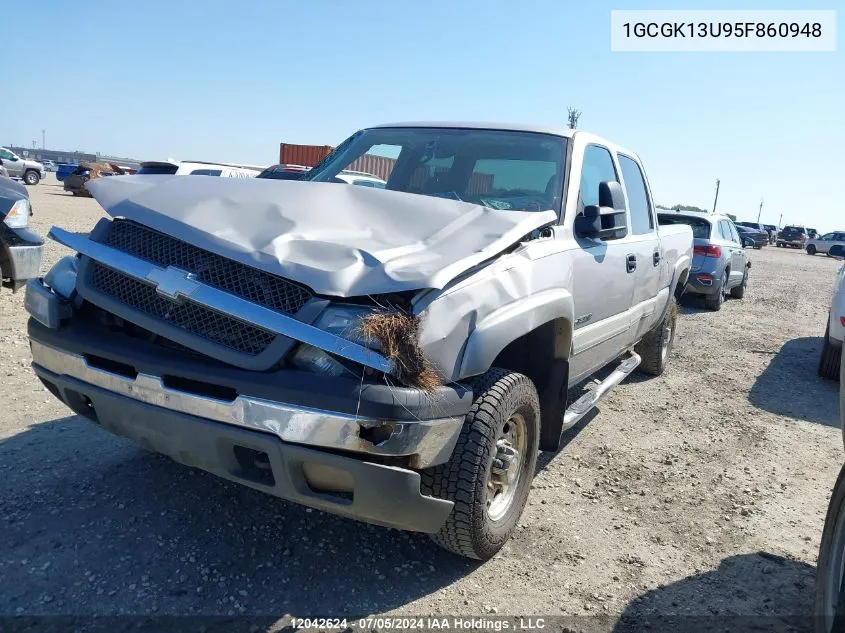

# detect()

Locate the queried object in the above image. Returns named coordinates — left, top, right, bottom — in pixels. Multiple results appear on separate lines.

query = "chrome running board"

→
left=562, top=352, right=641, bottom=431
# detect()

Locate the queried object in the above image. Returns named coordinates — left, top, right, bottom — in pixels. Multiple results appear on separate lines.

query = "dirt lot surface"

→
left=1, top=175, right=843, bottom=631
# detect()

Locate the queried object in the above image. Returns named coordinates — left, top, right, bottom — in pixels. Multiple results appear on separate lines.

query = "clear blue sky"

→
left=2, top=0, right=842, bottom=229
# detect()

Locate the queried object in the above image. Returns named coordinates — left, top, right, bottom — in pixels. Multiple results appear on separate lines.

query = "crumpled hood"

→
left=86, top=175, right=557, bottom=297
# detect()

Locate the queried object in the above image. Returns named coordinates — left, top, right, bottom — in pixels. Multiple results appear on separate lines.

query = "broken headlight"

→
left=44, top=256, right=79, bottom=299
left=291, top=344, right=352, bottom=377
left=314, top=305, right=379, bottom=348
left=290, top=305, right=380, bottom=377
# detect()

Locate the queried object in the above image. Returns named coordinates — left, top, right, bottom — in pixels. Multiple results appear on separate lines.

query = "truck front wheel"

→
left=420, top=368, right=540, bottom=560
left=23, top=170, right=40, bottom=185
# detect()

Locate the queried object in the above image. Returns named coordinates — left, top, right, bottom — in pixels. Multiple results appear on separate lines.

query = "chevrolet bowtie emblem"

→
left=146, top=266, right=200, bottom=301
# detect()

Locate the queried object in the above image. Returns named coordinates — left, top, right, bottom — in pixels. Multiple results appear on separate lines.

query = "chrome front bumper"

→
left=30, top=339, right=463, bottom=468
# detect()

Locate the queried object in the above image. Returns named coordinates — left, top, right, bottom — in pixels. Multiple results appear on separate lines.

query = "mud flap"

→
left=539, top=358, right=569, bottom=451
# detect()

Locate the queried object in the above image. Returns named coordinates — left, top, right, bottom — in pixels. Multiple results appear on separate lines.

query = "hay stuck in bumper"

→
left=358, top=312, right=442, bottom=391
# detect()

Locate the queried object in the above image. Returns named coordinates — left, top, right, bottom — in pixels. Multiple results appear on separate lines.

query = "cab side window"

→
left=618, top=154, right=653, bottom=235
left=578, top=145, right=618, bottom=211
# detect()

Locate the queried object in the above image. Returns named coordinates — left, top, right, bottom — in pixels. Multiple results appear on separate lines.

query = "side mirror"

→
left=829, top=244, right=845, bottom=259
left=574, top=181, right=628, bottom=239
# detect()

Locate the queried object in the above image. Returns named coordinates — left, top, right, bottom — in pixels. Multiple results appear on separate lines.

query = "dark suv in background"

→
left=777, top=225, right=809, bottom=249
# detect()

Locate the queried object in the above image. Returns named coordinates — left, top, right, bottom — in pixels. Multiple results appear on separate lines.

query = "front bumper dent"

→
left=30, top=338, right=464, bottom=469
left=31, top=360, right=454, bottom=533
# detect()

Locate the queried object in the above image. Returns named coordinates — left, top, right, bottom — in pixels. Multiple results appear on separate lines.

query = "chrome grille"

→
left=104, top=219, right=312, bottom=315
left=91, top=263, right=276, bottom=356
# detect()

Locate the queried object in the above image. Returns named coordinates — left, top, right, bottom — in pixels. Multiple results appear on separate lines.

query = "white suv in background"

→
left=807, top=231, right=845, bottom=256
left=819, top=244, right=845, bottom=379
left=136, top=160, right=262, bottom=178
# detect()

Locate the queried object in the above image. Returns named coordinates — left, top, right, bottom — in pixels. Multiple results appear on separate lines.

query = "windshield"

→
left=308, top=127, right=567, bottom=213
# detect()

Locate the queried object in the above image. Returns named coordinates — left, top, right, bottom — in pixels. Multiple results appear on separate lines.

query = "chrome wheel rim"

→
left=661, top=314, right=674, bottom=364
left=486, top=413, right=527, bottom=522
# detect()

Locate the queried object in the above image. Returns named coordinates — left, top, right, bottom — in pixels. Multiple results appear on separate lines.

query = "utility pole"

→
left=778, top=213, right=783, bottom=228
left=567, top=107, right=582, bottom=129
left=756, top=199, right=764, bottom=223
left=712, top=179, right=720, bottom=214
left=42, top=129, right=45, bottom=150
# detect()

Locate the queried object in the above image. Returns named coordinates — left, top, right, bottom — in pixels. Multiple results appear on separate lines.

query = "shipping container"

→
left=279, top=143, right=333, bottom=168
left=346, top=154, right=396, bottom=182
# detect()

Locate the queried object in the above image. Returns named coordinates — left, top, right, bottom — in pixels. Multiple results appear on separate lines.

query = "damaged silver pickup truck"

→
left=26, top=123, right=692, bottom=560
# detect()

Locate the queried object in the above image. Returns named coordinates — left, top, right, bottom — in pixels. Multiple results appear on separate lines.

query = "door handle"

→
left=653, top=250, right=661, bottom=266
left=626, top=254, right=637, bottom=273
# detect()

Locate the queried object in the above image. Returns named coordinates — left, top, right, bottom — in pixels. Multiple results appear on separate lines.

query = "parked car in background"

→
left=818, top=244, right=845, bottom=380
left=0, top=176, right=43, bottom=292
left=40, top=160, right=56, bottom=172
left=136, top=160, right=262, bottom=178
left=737, top=221, right=766, bottom=232
left=0, top=148, right=45, bottom=185
left=735, top=224, right=767, bottom=249
left=255, top=164, right=310, bottom=180
left=737, top=221, right=774, bottom=245
left=64, top=162, right=128, bottom=197
left=27, top=122, right=692, bottom=560
left=807, top=232, right=845, bottom=256
left=777, top=225, right=809, bottom=248
left=763, top=224, right=778, bottom=244
left=809, top=228, right=819, bottom=239
left=658, top=211, right=750, bottom=310
left=56, top=163, right=79, bottom=183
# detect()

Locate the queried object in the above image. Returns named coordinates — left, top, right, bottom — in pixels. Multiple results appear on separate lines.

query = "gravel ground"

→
left=1, top=175, right=842, bottom=631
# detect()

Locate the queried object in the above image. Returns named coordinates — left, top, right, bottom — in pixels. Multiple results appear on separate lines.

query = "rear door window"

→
left=728, top=222, right=741, bottom=243
left=618, top=154, right=653, bottom=235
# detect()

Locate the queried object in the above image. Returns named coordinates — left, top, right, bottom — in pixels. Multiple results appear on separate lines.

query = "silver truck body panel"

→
left=86, top=176, right=558, bottom=297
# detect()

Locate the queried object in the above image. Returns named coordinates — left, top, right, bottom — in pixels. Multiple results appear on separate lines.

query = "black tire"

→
left=818, top=321, right=841, bottom=380
left=420, top=368, right=540, bottom=560
left=635, top=295, right=678, bottom=376
left=23, top=170, right=40, bottom=185
left=704, top=272, right=727, bottom=311
left=808, top=245, right=818, bottom=255
left=814, top=463, right=845, bottom=633
left=753, top=245, right=762, bottom=250
left=730, top=267, right=748, bottom=299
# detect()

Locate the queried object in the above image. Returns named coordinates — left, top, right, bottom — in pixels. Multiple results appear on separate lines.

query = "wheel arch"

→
left=458, top=289, right=574, bottom=380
